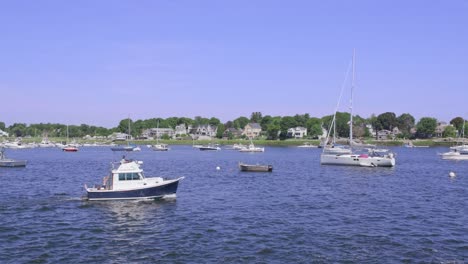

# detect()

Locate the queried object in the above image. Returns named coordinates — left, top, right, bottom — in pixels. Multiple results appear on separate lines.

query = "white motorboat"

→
left=85, top=157, right=184, bottom=201
left=39, top=137, right=55, bottom=148
left=439, top=150, right=468, bottom=160
left=3, top=141, right=27, bottom=149
left=239, top=139, right=264, bottom=152
left=0, top=148, right=27, bottom=167
left=152, top=144, right=169, bottom=151
left=297, top=142, right=318, bottom=148
left=199, top=144, right=221, bottom=151
left=320, top=50, right=395, bottom=167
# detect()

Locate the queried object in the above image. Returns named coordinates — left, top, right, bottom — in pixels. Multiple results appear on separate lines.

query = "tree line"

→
left=1, top=112, right=466, bottom=140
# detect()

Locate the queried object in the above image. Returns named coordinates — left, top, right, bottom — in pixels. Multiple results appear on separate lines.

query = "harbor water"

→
left=1, top=146, right=467, bottom=263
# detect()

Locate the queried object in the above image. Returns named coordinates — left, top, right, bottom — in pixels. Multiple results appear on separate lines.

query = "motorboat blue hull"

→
left=86, top=179, right=181, bottom=201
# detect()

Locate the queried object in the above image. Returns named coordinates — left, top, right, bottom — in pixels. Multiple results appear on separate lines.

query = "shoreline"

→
left=8, top=137, right=463, bottom=147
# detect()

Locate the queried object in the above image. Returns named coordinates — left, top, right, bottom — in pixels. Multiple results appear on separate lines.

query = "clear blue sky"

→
left=1, top=0, right=467, bottom=127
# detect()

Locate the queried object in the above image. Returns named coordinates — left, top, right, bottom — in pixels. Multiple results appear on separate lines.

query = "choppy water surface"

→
left=1, top=146, right=467, bottom=263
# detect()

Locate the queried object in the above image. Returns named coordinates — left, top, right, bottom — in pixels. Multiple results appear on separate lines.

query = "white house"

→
left=175, top=124, right=189, bottom=137
left=0, top=129, right=8, bottom=137
left=143, top=128, right=175, bottom=139
left=287, top=127, right=307, bottom=139
left=190, top=125, right=218, bottom=138
left=108, top=132, right=131, bottom=141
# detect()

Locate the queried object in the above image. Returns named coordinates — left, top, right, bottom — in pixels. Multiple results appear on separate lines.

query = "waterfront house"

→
left=377, top=130, right=393, bottom=140
left=223, top=128, right=243, bottom=139
left=242, top=123, right=262, bottom=138
left=435, top=122, right=452, bottom=137
left=108, top=132, right=131, bottom=141
left=189, top=125, right=218, bottom=138
left=142, top=128, right=175, bottom=139
left=175, top=124, right=189, bottom=137
left=287, top=127, right=307, bottom=139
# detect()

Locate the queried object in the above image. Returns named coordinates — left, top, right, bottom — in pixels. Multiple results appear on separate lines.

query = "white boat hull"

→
left=320, top=153, right=395, bottom=167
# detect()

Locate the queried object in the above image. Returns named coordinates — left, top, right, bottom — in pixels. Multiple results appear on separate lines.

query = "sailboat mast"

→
left=350, top=49, right=355, bottom=147
left=127, top=118, right=130, bottom=146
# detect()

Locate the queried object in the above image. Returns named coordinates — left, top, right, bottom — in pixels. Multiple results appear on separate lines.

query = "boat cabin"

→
left=99, top=159, right=163, bottom=191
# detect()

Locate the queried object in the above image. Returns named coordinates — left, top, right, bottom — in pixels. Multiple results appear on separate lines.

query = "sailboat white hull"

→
left=320, top=153, right=395, bottom=167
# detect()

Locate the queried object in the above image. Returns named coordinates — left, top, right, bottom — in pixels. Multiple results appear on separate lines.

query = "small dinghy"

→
left=239, top=162, right=273, bottom=172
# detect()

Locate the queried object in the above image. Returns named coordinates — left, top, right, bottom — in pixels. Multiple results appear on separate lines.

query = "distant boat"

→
left=238, top=138, right=264, bottom=152
left=111, top=145, right=137, bottom=152
left=152, top=121, right=170, bottom=151
left=39, top=137, right=55, bottom=148
left=3, top=140, right=27, bottom=149
left=440, top=120, right=468, bottom=159
left=111, top=117, right=139, bottom=152
left=0, top=148, right=27, bottom=167
left=239, top=162, right=273, bottom=172
left=62, top=125, right=79, bottom=152
left=84, top=157, right=184, bottom=201
left=297, top=142, right=318, bottom=148
left=199, top=144, right=221, bottom=151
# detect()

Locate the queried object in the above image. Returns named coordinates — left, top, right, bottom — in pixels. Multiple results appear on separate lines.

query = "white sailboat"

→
left=320, top=50, right=395, bottom=167
left=62, top=125, right=79, bottom=152
left=152, top=121, right=169, bottom=151
left=440, top=120, right=468, bottom=160
left=111, top=118, right=139, bottom=151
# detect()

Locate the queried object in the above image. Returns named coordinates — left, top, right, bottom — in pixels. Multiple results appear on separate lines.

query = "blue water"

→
left=1, top=146, right=467, bottom=263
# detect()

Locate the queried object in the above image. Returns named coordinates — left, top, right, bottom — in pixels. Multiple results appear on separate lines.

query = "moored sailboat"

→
left=320, top=50, right=395, bottom=167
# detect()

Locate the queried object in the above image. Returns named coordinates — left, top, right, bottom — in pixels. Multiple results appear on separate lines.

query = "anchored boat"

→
left=0, top=148, right=27, bottom=167
left=85, top=157, right=184, bottom=201
left=239, top=162, right=273, bottom=172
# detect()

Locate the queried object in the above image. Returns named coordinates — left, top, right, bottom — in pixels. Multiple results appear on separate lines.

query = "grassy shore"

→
left=12, top=137, right=462, bottom=147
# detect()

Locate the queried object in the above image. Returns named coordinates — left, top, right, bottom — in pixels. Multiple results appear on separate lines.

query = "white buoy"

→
left=449, top=171, right=456, bottom=178
left=216, top=166, right=221, bottom=170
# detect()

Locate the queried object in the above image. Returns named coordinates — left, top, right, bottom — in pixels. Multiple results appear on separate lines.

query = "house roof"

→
left=246, top=123, right=261, bottom=129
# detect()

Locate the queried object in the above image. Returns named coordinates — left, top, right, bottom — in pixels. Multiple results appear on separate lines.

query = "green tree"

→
left=216, top=124, right=225, bottom=138
left=450, top=117, right=465, bottom=132
left=194, top=116, right=210, bottom=125
left=377, top=112, right=398, bottom=130
left=233, top=116, right=250, bottom=129
left=8, top=123, right=27, bottom=137
left=416, top=117, right=437, bottom=138
left=250, top=112, right=263, bottom=123
left=209, top=117, right=221, bottom=127
left=260, top=115, right=273, bottom=131
left=397, top=113, right=415, bottom=137
left=306, top=118, right=322, bottom=138
left=0, top=121, right=5, bottom=131
left=118, top=118, right=133, bottom=135
left=266, top=121, right=281, bottom=140
left=280, top=116, right=298, bottom=135
left=294, top=114, right=309, bottom=127
left=443, top=126, right=457, bottom=138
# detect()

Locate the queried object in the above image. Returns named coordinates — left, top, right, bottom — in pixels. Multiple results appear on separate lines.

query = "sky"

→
left=1, top=0, right=467, bottom=128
